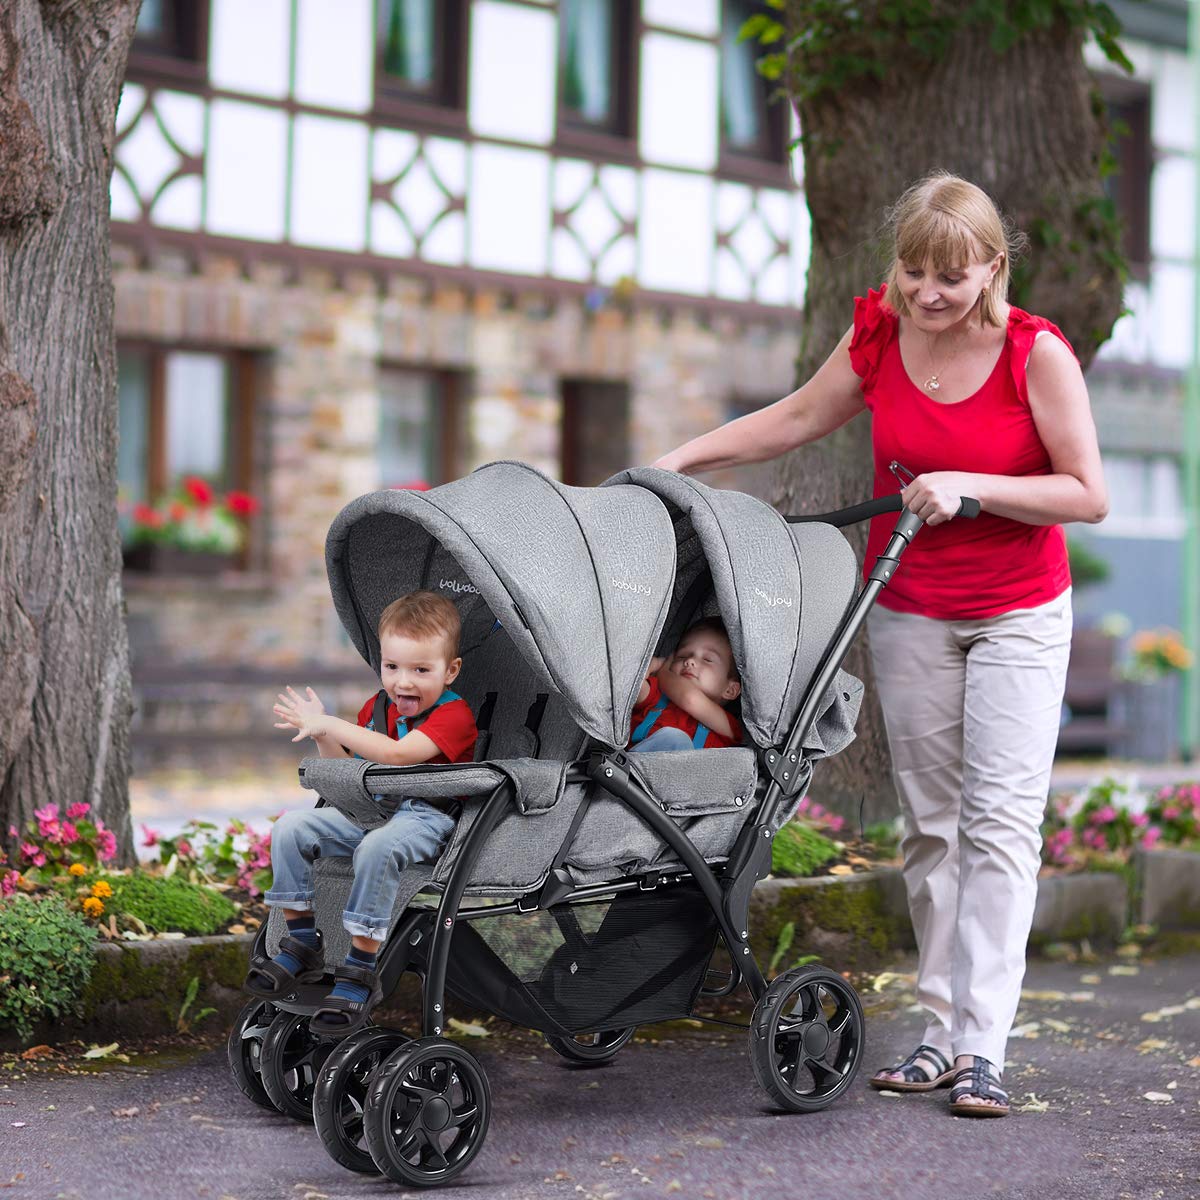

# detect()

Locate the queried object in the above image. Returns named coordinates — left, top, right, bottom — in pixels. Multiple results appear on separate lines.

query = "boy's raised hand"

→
left=273, top=685, right=329, bottom=743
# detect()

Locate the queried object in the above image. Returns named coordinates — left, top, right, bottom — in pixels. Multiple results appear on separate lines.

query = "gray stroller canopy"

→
left=325, top=461, right=677, bottom=748
left=608, top=468, right=861, bottom=752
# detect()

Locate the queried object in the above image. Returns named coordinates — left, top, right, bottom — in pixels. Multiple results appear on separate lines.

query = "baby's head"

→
left=377, top=591, right=463, bottom=718
left=666, top=618, right=741, bottom=706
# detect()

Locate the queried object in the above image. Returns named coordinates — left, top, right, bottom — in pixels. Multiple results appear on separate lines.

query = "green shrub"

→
left=107, top=874, right=237, bottom=936
left=772, top=821, right=840, bottom=877
left=0, top=894, right=97, bottom=1039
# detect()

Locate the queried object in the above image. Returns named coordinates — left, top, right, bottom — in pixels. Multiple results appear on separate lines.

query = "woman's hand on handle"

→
left=901, top=472, right=979, bottom=526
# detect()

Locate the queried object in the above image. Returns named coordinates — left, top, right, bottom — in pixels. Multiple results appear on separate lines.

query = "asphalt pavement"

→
left=2, top=951, right=1197, bottom=1200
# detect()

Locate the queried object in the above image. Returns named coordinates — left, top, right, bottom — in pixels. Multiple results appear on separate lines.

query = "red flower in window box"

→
left=131, top=503, right=165, bottom=529
left=225, top=490, right=260, bottom=516
left=183, top=476, right=214, bottom=506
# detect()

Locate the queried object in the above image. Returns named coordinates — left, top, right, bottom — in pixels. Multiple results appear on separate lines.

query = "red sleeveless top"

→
left=850, top=285, right=1073, bottom=620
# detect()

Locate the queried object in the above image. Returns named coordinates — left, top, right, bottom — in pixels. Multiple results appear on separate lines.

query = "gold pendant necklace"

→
left=923, top=331, right=955, bottom=393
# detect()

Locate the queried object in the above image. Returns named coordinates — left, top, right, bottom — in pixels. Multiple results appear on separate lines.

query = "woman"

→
left=653, top=173, right=1107, bottom=1117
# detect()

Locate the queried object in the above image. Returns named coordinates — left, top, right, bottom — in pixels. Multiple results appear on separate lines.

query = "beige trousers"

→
left=867, top=588, right=1072, bottom=1072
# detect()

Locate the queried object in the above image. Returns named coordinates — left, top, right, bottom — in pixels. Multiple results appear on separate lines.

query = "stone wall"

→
left=115, top=250, right=802, bottom=750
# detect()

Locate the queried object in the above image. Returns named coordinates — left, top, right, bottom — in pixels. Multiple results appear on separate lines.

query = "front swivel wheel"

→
left=749, top=965, right=864, bottom=1112
left=258, top=1011, right=335, bottom=1123
left=363, top=1036, right=491, bottom=1186
left=544, top=1027, right=636, bottom=1065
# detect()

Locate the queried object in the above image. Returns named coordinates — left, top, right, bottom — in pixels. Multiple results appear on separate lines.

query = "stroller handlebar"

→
left=787, top=493, right=980, bottom=528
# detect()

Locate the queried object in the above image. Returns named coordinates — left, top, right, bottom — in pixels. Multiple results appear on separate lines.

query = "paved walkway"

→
left=3, top=952, right=1197, bottom=1199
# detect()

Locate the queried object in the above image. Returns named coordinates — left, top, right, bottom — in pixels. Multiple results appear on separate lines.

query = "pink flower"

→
left=1141, top=826, right=1163, bottom=850
left=176, top=839, right=193, bottom=858
left=95, top=826, right=117, bottom=862
left=19, top=842, right=40, bottom=863
left=1163, top=806, right=1181, bottom=821
left=141, top=825, right=160, bottom=848
left=1132, top=812, right=1150, bottom=827
left=7, top=825, right=18, bottom=839
left=65, top=802, right=90, bottom=820
left=34, top=803, right=59, bottom=824
left=1090, top=805, right=1117, bottom=825
left=60, top=821, right=79, bottom=845
left=0, top=869, right=15, bottom=897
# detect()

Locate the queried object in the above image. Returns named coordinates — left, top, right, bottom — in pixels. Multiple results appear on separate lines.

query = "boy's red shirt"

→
left=629, top=677, right=742, bottom=750
left=355, top=690, right=477, bottom=763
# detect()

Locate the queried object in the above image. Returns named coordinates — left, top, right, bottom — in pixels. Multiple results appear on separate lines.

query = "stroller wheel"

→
left=227, top=999, right=278, bottom=1110
left=749, top=965, right=864, bottom=1112
left=258, top=1011, right=336, bottom=1123
left=544, top=1026, right=636, bottom=1065
left=363, top=1036, right=491, bottom=1186
left=313, top=1026, right=410, bottom=1174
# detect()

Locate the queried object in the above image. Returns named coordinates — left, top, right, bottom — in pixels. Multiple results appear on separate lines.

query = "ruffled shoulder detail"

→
left=1007, top=307, right=1076, bottom=407
left=848, top=285, right=897, bottom=393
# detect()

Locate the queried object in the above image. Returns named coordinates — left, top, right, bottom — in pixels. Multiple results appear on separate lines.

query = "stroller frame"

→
left=233, top=481, right=964, bottom=1186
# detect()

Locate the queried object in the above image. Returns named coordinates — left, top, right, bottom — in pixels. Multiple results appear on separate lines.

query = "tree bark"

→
left=0, top=0, right=138, bottom=859
left=770, top=9, right=1123, bottom=825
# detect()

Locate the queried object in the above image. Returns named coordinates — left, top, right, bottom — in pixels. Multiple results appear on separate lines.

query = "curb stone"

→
left=5, top=856, right=1197, bottom=1050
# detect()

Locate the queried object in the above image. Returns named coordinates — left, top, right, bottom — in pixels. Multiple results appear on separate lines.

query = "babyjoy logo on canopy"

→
left=753, top=586, right=793, bottom=609
left=439, top=578, right=479, bottom=596
left=611, top=577, right=653, bottom=597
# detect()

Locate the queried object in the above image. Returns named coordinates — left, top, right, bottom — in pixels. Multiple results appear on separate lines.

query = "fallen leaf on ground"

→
left=446, top=1018, right=489, bottom=1038
left=1068, top=991, right=1096, bottom=1002
left=1167, top=1080, right=1178, bottom=1090
left=1115, top=942, right=1141, bottom=958
left=1016, top=1094, right=1049, bottom=1113
left=1043, top=1018, right=1072, bottom=1034
left=111, top=1106, right=140, bottom=1118
left=1185, top=998, right=1200, bottom=1011
left=875, top=1090, right=902, bottom=1098
left=1009, top=1023, right=1041, bottom=1039
left=694, top=1136, right=724, bottom=1149
left=83, top=1043, right=120, bottom=1059
left=1080, top=974, right=1102, bottom=985
left=9, top=1122, right=25, bottom=1129
left=1187, top=1056, right=1200, bottom=1068
left=1021, top=989, right=1068, bottom=1002
left=19, top=1046, right=54, bottom=1061
left=1142, top=1092, right=1173, bottom=1104
left=665, top=1183, right=682, bottom=1194
left=828, top=865, right=854, bottom=876
left=1137, top=1039, right=1170, bottom=1054
left=1108, top=965, right=1139, bottom=976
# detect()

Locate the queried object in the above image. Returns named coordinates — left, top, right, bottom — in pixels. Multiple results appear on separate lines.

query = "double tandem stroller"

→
left=227, top=460, right=957, bottom=1187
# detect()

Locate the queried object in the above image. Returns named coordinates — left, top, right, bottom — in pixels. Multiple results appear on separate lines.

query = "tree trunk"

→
left=770, top=9, right=1123, bottom=825
left=0, top=0, right=138, bottom=860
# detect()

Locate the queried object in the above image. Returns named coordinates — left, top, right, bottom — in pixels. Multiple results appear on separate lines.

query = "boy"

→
left=629, top=617, right=743, bottom=752
left=245, top=591, right=476, bottom=1034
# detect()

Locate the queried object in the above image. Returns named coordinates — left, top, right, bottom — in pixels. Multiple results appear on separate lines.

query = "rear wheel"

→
left=313, top=1026, right=410, bottom=1173
left=749, top=965, right=864, bottom=1112
left=259, top=1011, right=335, bottom=1122
left=544, top=1026, right=636, bottom=1065
left=227, top=999, right=277, bottom=1110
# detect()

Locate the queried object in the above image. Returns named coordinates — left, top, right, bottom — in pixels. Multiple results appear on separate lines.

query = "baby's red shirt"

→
left=629, top=677, right=742, bottom=750
left=356, top=690, right=477, bottom=764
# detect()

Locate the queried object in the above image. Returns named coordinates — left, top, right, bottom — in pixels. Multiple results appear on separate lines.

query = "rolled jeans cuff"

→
left=264, top=889, right=314, bottom=909
left=343, top=909, right=391, bottom=941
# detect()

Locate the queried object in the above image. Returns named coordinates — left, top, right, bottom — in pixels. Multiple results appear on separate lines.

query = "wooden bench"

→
left=1057, top=628, right=1127, bottom=756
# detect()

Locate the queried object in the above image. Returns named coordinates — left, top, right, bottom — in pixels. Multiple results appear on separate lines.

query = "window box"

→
left=122, top=544, right=234, bottom=577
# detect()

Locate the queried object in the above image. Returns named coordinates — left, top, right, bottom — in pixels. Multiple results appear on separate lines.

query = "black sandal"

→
left=869, top=1043, right=954, bottom=1092
left=308, top=963, right=384, bottom=1038
left=243, top=930, right=325, bottom=998
left=949, top=1057, right=1010, bottom=1117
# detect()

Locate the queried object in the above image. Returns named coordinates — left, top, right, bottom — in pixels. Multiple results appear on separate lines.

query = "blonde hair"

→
left=882, top=172, right=1026, bottom=329
left=378, top=590, right=462, bottom=659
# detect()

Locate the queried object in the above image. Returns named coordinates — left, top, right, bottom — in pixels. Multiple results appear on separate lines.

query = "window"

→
left=558, top=0, right=635, bottom=151
left=378, top=367, right=465, bottom=489
left=561, top=379, right=629, bottom=486
left=1097, top=453, right=1184, bottom=539
left=118, top=344, right=257, bottom=563
left=126, top=0, right=207, bottom=84
left=374, top=0, right=467, bottom=123
left=719, top=0, right=789, bottom=178
left=1100, top=76, right=1151, bottom=275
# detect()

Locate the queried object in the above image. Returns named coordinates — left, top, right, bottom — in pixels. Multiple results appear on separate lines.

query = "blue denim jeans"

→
left=265, top=800, right=456, bottom=940
left=629, top=726, right=694, bottom=753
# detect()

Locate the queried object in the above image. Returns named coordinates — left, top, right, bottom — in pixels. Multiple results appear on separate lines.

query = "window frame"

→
left=716, top=0, right=792, bottom=187
left=372, top=0, right=471, bottom=136
left=125, top=0, right=210, bottom=89
left=560, top=376, right=630, bottom=487
left=118, top=340, right=259, bottom=567
left=555, top=0, right=639, bottom=165
left=1097, top=72, right=1152, bottom=281
left=376, top=362, right=468, bottom=488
